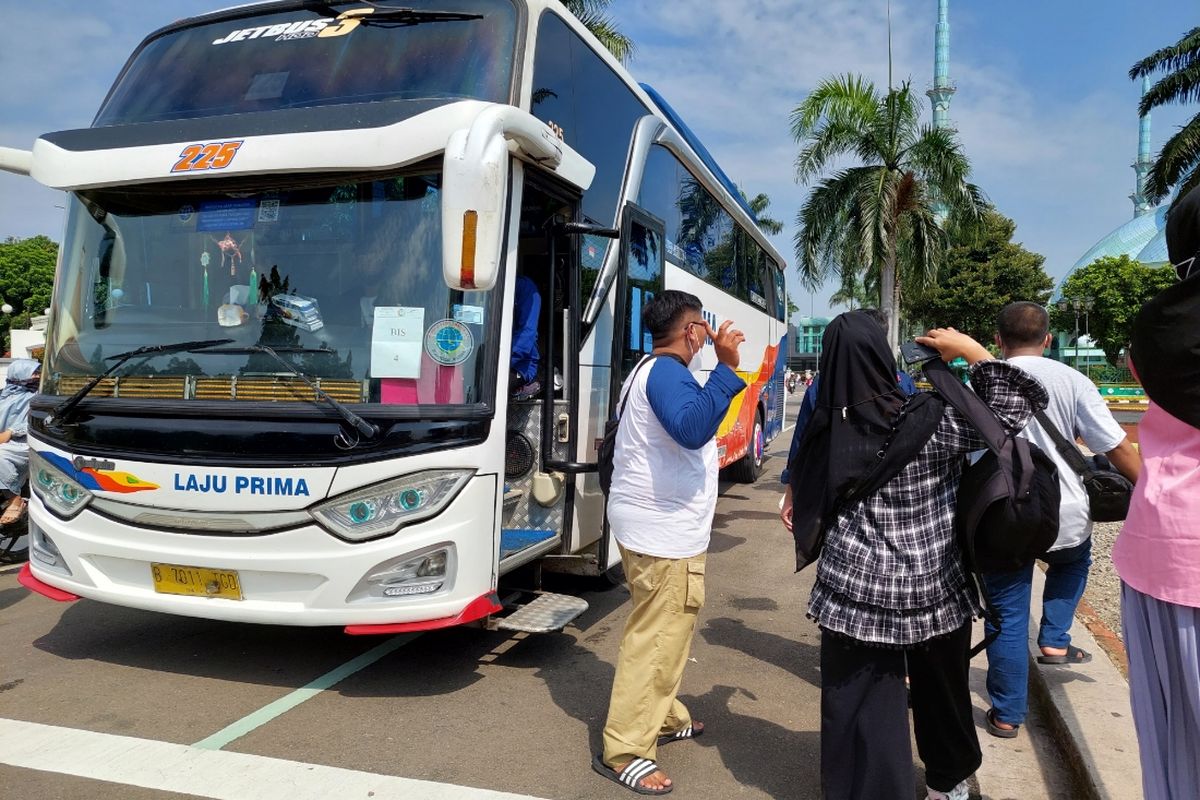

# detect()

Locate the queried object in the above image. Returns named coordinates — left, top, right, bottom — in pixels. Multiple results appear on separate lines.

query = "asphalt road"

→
left=0, top=413, right=1073, bottom=800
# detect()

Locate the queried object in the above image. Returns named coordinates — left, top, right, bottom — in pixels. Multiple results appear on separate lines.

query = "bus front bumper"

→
left=22, top=477, right=499, bottom=629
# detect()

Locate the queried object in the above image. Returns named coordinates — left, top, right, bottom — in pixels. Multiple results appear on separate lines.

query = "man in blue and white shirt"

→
left=594, top=290, right=745, bottom=796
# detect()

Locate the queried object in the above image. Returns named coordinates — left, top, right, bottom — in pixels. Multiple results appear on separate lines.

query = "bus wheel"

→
left=729, top=410, right=765, bottom=484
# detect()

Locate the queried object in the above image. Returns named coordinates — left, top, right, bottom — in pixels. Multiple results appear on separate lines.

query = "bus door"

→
left=500, top=177, right=583, bottom=576
left=596, top=203, right=666, bottom=573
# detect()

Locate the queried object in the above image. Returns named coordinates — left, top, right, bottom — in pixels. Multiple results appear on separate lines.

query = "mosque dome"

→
left=1066, top=205, right=1169, bottom=277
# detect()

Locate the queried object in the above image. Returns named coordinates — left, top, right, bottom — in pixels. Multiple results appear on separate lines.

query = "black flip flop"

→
left=657, top=722, right=704, bottom=747
left=1037, top=644, right=1092, bottom=665
left=985, top=708, right=1019, bottom=739
left=592, top=754, right=673, bottom=795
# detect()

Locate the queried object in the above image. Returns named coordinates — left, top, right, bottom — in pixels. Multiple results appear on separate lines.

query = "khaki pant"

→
left=601, top=544, right=706, bottom=769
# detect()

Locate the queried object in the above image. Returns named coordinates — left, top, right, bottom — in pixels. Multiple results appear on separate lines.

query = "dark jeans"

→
left=983, top=537, right=1093, bottom=726
left=821, top=622, right=981, bottom=799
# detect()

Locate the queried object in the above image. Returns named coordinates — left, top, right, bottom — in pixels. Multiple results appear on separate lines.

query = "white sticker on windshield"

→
left=453, top=304, right=484, bottom=325
left=371, top=307, right=424, bottom=378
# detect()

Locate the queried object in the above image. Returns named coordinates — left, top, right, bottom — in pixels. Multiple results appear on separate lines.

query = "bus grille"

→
left=53, top=375, right=366, bottom=403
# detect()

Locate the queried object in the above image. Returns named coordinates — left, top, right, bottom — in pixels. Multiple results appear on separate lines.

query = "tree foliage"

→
left=1130, top=27, right=1200, bottom=204
left=0, top=235, right=58, bottom=349
left=829, top=270, right=875, bottom=311
left=561, top=0, right=634, bottom=64
left=1051, top=255, right=1177, bottom=366
left=791, top=74, right=984, bottom=350
left=903, top=211, right=1053, bottom=343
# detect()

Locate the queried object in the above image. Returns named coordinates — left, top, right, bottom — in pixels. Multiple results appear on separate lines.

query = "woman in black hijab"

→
left=786, top=312, right=1048, bottom=800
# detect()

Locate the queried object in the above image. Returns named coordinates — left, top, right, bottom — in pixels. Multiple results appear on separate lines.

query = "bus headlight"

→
left=310, top=470, right=474, bottom=542
left=30, top=451, right=93, bottom=519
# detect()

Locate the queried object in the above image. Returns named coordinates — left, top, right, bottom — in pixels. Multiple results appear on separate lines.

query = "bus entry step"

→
left=494, top=592, right=589, bottom=634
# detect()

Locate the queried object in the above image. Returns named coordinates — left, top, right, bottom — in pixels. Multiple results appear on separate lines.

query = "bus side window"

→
left=531, top=12, right=648, bottom=306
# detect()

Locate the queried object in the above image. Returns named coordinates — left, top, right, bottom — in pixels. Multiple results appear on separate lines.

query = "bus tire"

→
left=729, top=409, right=765, bottom=484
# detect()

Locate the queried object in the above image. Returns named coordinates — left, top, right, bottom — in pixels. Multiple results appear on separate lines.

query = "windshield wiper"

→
left=206, top=345, right=380, bottom=440
left=331, top=3, right=481, bottom=25
left=47, top=339, right=235, bottom=426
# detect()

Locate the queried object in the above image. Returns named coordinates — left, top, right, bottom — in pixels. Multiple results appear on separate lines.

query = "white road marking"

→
left=194, top=633, right=415, bottom=750
left=0, top=717, right=551, bottom=800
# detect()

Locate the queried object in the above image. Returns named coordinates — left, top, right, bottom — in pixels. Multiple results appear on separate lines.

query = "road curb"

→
left=1026, top=567, right=1142, bottom=800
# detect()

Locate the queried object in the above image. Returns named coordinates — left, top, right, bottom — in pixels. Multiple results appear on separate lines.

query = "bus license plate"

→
left=151, top=563, right=242, bottom=600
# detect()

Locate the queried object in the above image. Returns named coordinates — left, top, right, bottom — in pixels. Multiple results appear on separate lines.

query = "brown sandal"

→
left=1, top=497, right=26, bottom=526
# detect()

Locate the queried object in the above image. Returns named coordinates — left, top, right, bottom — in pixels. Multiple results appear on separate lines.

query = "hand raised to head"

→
left=915, top=327, right=993, bottom=365
left=704, top=319, right=745, bottom=369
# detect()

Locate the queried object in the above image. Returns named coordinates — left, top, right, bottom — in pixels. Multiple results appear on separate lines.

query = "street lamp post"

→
left=1057, top=296, right=1094, bottom=374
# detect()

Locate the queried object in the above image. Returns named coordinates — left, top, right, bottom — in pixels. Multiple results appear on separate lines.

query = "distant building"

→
left=789, top=315, right=830, bottom=371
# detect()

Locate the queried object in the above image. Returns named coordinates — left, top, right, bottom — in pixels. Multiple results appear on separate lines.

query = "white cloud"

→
left=0, top=1, right=215, bottom=240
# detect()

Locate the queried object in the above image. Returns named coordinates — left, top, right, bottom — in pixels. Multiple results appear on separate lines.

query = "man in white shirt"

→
left=593, top=290, right=745, bottom=795
left=983, top=302, right=1141, bottom=739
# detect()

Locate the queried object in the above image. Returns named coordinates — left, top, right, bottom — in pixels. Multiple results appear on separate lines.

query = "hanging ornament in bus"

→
left=200, top=250, right=211, bottom=308
left=212, top=232, right=245, bottom=276
left=248, top=260, right=258, bottom=306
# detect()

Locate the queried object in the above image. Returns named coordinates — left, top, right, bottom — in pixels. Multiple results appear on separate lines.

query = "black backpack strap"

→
left=615, top=356, right=656, bottom=421
left=922, top=359, right=1008, bottom=452
left=1034, top=410, right=1092, bottom=477
left=922, top=358, right=1030, bottom=657
left=922, top=358, right=1027, bottom=498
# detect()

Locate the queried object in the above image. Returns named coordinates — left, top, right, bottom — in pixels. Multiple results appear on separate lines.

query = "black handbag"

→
left=1034, top=410, right=1134, bottom=523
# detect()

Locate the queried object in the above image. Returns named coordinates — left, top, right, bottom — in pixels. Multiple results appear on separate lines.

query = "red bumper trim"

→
left=18, top=563, right=80, bottom=602
left=343, top=591, right=503, bottom=635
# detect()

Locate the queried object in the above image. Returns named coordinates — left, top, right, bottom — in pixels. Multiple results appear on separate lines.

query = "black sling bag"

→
left=1033, top=410, right=1134, bottom=523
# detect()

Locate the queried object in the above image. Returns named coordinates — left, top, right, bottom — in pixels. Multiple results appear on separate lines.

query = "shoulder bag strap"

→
left=1033, top=410, right=1092, bottom=477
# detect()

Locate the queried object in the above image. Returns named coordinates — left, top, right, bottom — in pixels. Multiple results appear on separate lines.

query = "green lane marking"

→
left=193, top=633, right=417, bottom=750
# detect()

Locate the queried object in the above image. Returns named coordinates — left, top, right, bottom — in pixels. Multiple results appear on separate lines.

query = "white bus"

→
left=1, top=0, right=788, bottom=634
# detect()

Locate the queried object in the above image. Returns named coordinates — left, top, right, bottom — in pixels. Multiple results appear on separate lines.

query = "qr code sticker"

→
left=258, top=199, right=280, bottom=223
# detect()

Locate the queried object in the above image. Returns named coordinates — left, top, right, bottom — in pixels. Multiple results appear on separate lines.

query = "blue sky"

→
left=0, top=0, right=1196, bottom=317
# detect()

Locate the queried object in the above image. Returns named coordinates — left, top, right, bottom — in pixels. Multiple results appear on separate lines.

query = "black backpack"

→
left=923, top=359, right=1061, bottom=652
left=924, top=359, right=1061, bottom=572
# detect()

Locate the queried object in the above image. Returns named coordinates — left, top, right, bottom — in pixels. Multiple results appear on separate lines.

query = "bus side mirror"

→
left=0, top=146, right=32, bottom=177
left=441, top=107, right=596, bottom=293
left=441, top=129, right=507, bottom=292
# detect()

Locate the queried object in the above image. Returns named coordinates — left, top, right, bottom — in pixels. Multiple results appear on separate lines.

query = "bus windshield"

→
left=95, top=0, right=518, bottom=126
left=43, top=172, right=496, bottom=409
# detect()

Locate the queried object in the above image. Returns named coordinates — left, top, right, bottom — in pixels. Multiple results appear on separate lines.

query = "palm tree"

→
left=561, top=0, right=634, bottom=64
left=828, top=270, right=875, bottom=311
left=791, top=74, right=984, bottom=350
left=1130, top=28, right=1200, bottom=204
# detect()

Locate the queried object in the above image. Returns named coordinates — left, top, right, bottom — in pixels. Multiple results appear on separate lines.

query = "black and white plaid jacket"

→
left=808, top=360, right=1049, bottom=647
